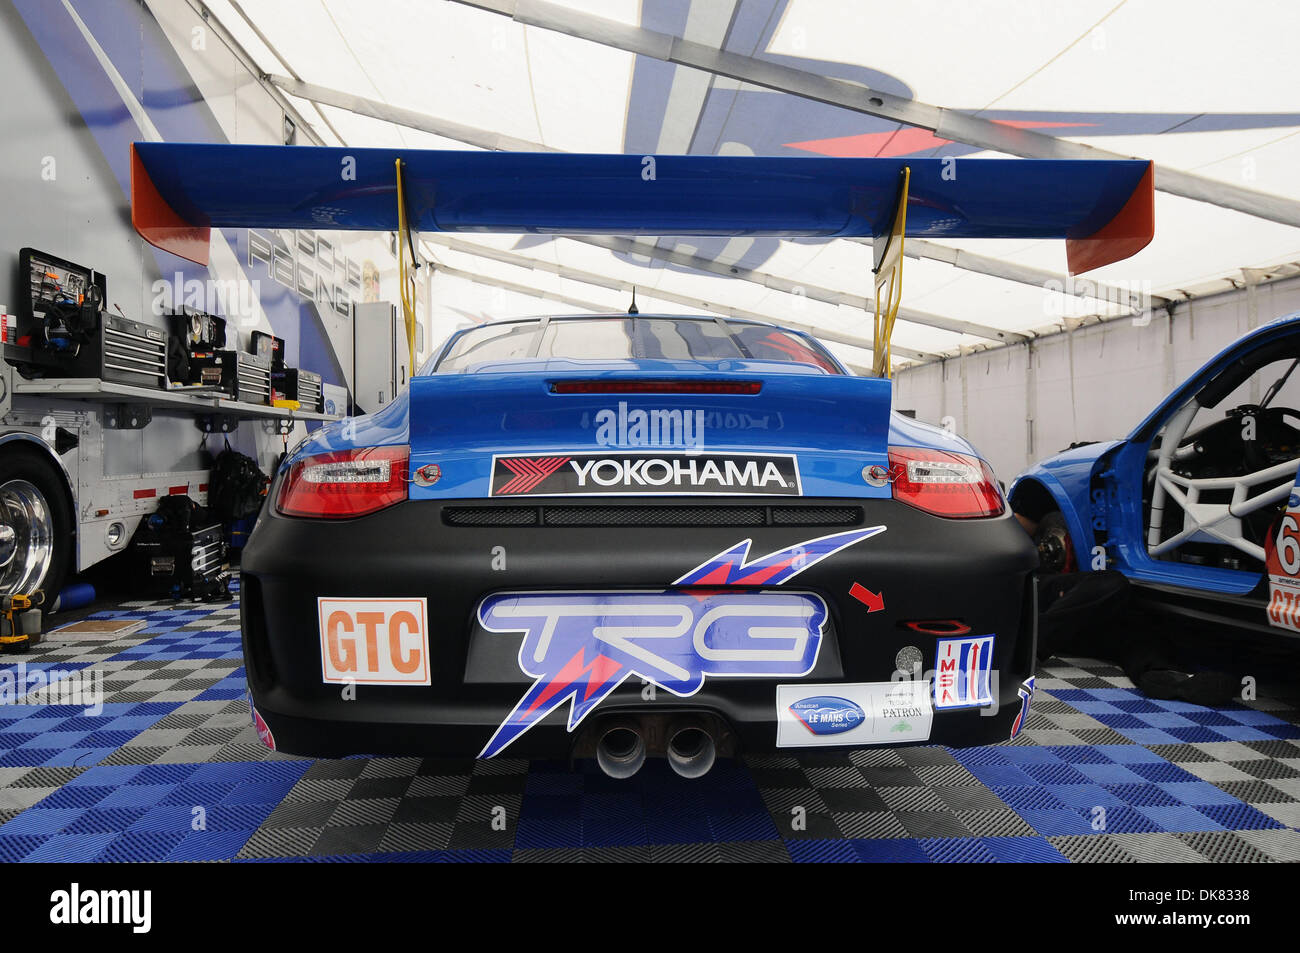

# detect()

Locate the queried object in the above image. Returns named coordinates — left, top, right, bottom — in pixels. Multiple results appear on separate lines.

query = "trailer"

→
left=0, top=362, right=340, bottom=602
left=0, top=0, right=428, bottom=605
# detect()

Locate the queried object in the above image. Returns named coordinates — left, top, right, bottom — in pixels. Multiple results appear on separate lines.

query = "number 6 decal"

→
left=1266, top=479, right=1300, bottom=633
left=1278, top=515, right=1300, bottom=575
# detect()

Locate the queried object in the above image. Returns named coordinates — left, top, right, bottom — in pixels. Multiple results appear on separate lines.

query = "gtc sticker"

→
left=317, top=598, right=430, bottom=685
left=1010, top=676, right=1035, bottom=739
left=788, top=696, right=864, bottom=735
left=477, top=527, right=884, bottom=757
left=934, top=635, right=995, bottom=709
left=490, top=451, right=801, bottom=497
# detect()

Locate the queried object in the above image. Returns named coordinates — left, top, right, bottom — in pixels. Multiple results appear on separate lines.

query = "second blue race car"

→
left=1011, top=311, right=1300, bottom=643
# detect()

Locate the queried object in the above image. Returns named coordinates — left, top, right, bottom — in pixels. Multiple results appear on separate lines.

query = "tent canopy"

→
left=199, top=0, right=1300, bottom=369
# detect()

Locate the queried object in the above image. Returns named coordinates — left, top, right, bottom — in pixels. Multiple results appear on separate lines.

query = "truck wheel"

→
left=0, top=446, right=72, bottom=602
left=1033, top=511, right=1076, bottom=574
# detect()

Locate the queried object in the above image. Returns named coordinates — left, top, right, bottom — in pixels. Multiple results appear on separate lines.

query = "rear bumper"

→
left=240, top=496, right=1039, bottom=759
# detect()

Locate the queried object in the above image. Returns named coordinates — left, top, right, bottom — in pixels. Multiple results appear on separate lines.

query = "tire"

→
left=0, top=444, right=73, bottom=604
left=1033, top=510, right=1076, bottom=574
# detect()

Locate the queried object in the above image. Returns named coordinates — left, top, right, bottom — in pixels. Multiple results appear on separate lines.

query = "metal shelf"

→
left=12, top=377, right=342, bottom=423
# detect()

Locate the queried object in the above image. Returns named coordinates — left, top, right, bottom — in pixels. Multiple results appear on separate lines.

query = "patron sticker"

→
left=318, top=598, right=430, bottom=685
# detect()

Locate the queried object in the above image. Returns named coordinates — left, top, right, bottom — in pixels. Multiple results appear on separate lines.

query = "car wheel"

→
left=0, top=446, right=72, bottom=603
left=1033, top=510, right=1076, bottom=574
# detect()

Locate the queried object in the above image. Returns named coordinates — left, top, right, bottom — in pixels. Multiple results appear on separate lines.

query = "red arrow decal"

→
left=849, top=582, right=884, bottom=613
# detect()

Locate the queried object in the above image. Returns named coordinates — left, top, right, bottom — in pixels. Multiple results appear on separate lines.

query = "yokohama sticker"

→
left=490, top=451, right=801, bottom=497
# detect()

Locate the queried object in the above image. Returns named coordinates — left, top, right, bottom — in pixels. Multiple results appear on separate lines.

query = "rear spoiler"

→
left=131, top=143, right=1152, bottom=274
left=131, top=142, right=1152, bottom=376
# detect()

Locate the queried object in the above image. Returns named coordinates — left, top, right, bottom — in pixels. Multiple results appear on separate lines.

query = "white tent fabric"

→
left=204, top=0, right=1300, bottom=370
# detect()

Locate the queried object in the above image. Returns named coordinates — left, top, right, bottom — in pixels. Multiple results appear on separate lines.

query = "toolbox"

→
left=273, top=367, right=323, bottom=412
left=131, top=509, right=228, bottom=601
left=187, top=349, right=272, bottom=404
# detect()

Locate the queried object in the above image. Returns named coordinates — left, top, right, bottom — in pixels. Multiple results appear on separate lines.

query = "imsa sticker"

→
left=776, top=681, right=933, bottom=747
left=490, top=451, right=801, bottom=497
left=934, top=635, right=995, bottom=710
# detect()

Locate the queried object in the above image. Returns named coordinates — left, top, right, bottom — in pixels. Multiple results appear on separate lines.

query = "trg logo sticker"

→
left=477, top=527, right=883, bottom=756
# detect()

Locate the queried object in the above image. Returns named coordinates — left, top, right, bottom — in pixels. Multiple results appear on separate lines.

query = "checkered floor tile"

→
left=1, top=592, right=1298, bottom=862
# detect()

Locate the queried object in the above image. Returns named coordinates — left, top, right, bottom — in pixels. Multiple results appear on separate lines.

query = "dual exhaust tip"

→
left=594, top=720, right=717, bottom=780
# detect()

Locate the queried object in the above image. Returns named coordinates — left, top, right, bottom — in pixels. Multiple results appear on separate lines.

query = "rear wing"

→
left=130, top=143, right=1154, bottom=372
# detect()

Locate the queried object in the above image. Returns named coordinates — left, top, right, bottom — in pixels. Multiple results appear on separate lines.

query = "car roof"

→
left=466, top=313, right=784, bottom=332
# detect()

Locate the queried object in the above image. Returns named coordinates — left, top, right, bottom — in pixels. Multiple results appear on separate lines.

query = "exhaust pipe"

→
left=595, top=722, right=646, bottom=779
left=666, top=722, right=716, bottom=779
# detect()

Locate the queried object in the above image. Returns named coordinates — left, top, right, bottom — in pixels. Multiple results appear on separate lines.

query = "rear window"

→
left=436, top=317, right=842, bottom=373
left=436, top=321, right=539, bottom=367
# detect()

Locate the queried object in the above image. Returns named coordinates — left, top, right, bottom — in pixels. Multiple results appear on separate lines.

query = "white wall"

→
left=892, top=274, right=1300, bottom=483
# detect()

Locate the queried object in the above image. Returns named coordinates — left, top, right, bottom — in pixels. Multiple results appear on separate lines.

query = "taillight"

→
left=276, top=446, right=409, bottom=518
left=887, top=447, right=1005, bottom=519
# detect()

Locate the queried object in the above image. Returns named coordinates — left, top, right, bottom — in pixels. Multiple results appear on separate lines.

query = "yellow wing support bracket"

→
left=394, top=158, right=420, bottom=377
left=871, top=166, right=910, bottom=378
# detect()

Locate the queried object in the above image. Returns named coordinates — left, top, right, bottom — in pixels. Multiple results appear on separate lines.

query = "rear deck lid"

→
left=407, top=359, right=893, bottom=500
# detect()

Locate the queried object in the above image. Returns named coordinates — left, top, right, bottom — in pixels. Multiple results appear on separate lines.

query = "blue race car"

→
left=1010, top=312, right=1300, bottom=642
left=241, top=313, right=1035, bottom=772
left=128, top=142, right=1156, bottom=775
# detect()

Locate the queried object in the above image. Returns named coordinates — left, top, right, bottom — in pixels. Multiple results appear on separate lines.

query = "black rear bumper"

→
left=240, top=496, right=1039, bottom=759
